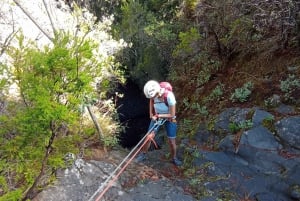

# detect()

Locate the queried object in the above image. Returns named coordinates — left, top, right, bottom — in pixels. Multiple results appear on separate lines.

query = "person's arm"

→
left=156, top=105, right=176, bottom=119
left=149, top=99, right=154, bottom=119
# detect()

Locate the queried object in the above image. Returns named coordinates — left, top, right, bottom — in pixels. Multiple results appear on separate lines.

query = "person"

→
left=135, top=80, right=182, bottom=166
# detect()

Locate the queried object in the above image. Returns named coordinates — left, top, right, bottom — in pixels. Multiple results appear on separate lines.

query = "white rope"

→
left=88, top=119, right=166, bottom=201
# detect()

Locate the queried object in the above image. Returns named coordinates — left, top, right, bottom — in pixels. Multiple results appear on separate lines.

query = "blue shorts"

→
left=148, top=120, right=177, bottom=138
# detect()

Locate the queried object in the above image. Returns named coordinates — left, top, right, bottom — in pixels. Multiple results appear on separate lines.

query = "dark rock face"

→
left=276, top=116, right=300, bottom=149
left=33, top=151, right=196, bottom=201
left=34, top=106, right=300, bottom=201
left=192, top=106, right=300, bottom=201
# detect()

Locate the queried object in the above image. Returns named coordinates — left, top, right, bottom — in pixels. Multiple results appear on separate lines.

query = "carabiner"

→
left=155, top=118, right=167, bottom=126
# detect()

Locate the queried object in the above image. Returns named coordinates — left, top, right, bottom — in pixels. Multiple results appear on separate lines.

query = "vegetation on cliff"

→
left=0, top=0, right=299, bottom=200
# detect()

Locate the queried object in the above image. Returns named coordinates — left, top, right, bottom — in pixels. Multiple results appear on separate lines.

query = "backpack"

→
left=159, top=81, right=173, bottom=106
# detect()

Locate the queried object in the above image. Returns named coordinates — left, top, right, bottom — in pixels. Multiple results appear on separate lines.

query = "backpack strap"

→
left=162, top=91, right=169, bottom=107
left=159, top=82, right=172, bottom=107
left=151, top=92, right=169, bottom=108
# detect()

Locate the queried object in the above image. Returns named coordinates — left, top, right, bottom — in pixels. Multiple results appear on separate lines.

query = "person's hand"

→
left=151, top=114, right=158, bottom=121
left=151, top=116, right=158, bottom=121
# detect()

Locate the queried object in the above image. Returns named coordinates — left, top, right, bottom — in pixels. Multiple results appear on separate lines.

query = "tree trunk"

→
left=22, top=121, right=57, bottom=200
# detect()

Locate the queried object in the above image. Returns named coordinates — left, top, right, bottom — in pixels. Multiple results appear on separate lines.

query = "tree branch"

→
left=0, top=6, right=18, bottom=57
left=87, top=105, right=104, bottom=141
left=0, top=30, right=18, bottom=57
left=42, top=0, right=57, bottom=36
left=12, top=0, right=53, bottom=42
left=22, top=120, right=58, bottom=200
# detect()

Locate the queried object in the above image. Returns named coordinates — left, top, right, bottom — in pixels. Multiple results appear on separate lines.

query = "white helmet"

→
left=143, top=80, right=161, bottom=98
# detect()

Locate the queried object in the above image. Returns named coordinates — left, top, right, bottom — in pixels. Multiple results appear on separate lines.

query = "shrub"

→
left=280, top=74, right=300, bottom=102
left=204, top=84, right=224, bottom=103
left=229, top=120, right=253, bottom=134
left=230, top=81, right=254, bottom=103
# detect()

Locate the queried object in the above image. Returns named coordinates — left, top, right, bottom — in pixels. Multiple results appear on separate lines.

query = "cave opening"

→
left=115, top=80, right=149, bottom=148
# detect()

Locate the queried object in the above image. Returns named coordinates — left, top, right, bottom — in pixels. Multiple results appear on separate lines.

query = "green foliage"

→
left=134, top=45, right=167, bottom=84
left=229, top=120, right=253, bottom=134
left=170, top=51, right=222, bottom=108
left=0, top=189, right=23, bottom=201
left=184, top=0, right=198, bottom=11
left=102, top=134, right=119, bottom=147
left=96, top=106, right=122, bottom=147
left=119, top=0, right=147, bottom=41
left=0, top=63, right=9, bottom=92
left=0, top=174, right=8, bottom=193
left=204, top=84, right=224, bottom=104
left=262, top=116, right=275, bottom=133
left=280, top=74, right=300, bottom=102
left=191, top=103, right=208, bottom=116
left=116, top=0, right=160, bottom=85
left=114, top=0, right=181, bottom=88
left=228, top=123, right=240, bottom=134
left=191, top=0, right=299, bottom=59
left=219, top=17, right=255, bottom=56
left=230, top=81, right=254, bottom=103
left=206, top=62, right=222, bottom=85
left=264, top=95, right=281, bottom=108
left=183, top=98, right=209, bottom=117
left=143, top=0, right=180, bottom=21
left=86, top=0, right=121, bottom=19
left=178, top=118, right=197, bottom=138
left=173, top=27, right=201, bottom=58
left=0, top=34, right=83, bottom=198
left=0, top=26, right=125, bottom=199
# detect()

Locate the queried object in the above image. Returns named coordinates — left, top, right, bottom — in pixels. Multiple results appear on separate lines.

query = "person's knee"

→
left=168, top=138, right=176, bottom=145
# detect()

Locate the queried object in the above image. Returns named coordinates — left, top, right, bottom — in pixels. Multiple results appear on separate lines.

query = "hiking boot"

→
left=135, top=153, right=146, bottom=163
left=172, top=158, right=182, bottom=166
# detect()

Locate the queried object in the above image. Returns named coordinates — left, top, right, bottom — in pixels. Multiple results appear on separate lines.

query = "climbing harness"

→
left=88, top=118, right=167, bottom=201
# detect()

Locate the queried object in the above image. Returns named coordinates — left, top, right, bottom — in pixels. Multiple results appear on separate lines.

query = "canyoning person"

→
left=135, top=80, right=182, bottom=166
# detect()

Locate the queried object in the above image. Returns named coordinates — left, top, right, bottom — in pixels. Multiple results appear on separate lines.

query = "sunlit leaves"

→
left=173, top=27, right=201, bottom=58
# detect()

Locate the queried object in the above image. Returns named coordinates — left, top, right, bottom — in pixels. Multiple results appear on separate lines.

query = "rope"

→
left=88, top=119, right=166, bottom=201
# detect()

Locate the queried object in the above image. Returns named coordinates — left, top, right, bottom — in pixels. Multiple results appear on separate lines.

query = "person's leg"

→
left=167, top=137, right=177, bottom=159
left=136, top=120, right=159, bottom=162
left=143, top=120, right=159, bottom=152
left=165, top=121, right=182, bottom=166
left=141, top=131, right=154, bottom=152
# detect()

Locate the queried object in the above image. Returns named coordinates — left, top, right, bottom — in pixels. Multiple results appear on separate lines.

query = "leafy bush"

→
left=182, top=98, right=209, bottom=117
left=0, top=14, right=125, bottom=200
left=204, top=84, right=224, bottom=103
left=262, top=116, right=275, bottom=133
left=230, top=81, right=254, bottom=103
left=280, top=74, right=300, bottom=102
left=264, top=94, right=281, bottom=108
left=173, top=27, right=201, bottom=58
left=191, top=103, right=208, bottom=116
left=229, top=120, right=253, bottom=134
